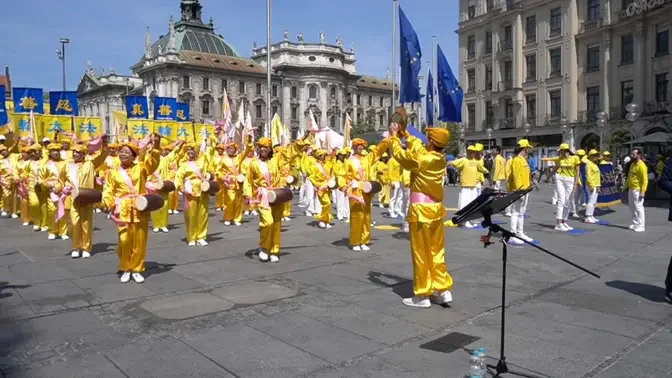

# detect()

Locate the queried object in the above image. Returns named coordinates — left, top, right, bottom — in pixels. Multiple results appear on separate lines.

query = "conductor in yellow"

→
left=102, top=134, right=161, bottom=283
left=216, top=141, right=251, bottom=226
left=387, top=123, right=453, bottom=308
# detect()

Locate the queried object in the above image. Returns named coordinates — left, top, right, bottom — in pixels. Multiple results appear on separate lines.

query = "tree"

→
left=438, top=122, right=460, bottom=156
left=350, top=119, right=377, bottom=138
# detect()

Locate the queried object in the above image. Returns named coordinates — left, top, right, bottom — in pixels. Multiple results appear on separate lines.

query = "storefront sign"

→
left=625, top=0, right=669, bottom=17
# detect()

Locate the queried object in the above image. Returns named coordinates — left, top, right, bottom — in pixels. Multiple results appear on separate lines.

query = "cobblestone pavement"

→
left=0, top=185, right=670, bottom=377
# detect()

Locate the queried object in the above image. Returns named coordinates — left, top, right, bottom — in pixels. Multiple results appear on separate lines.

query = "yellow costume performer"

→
left=376, top=154, right=390, bottom=207
left=149, top=143, right=182, bottom=233
left=19, top=145, right=43, bottom=230
left=308, top=149, right=333, bottom=228
left=245, top=137, right=302, bottom=262
left=241, top=150, right=258, bottom=216
left=17, top=147, right=34, bottom=226
left=388, top=127, right=453, bottom=308
left=0, top=144, right=19, bottom=218
left=102, top=137, right=161, bottom=283
left=214, top=144, right=226, bottom=211
left=175, top=139, right=216, bottom=246
left=38, top=143, right=69, bottom=240
left=216, top=142, right=251, bottom=225
left=66, top=143, right=108, bottom=257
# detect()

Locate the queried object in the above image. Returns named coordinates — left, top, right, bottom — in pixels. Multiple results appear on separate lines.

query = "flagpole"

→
left=392, top=0, right=398, bottom=107
left=432, top=36, right=438, bottom=123
left=265, top=0, right=272, bottom=138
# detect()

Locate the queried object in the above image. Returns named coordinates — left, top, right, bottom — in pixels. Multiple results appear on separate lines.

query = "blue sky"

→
left=0, top=0, right=458, bottom=94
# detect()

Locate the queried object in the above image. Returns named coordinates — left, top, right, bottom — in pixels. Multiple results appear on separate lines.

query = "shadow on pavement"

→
left=605, top=280, right=667, bottom=303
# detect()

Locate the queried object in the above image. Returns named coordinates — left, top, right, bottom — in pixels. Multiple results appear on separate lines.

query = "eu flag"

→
left=13, top=88, right=44, bottom=114
left=399, top=7, right=422, bottom=104
left=437, top=45, right=463, bottom=123
left=426, top=70, right=435, bottom=126
left=153, top=97, right=178, bottom=120
left=0, top=85, right=7, bottom=126
left=126, top=96, right=149, bottom=119
left=176, top=102, right=190, bottom=122
left=49, top=91, right=79, bottom=116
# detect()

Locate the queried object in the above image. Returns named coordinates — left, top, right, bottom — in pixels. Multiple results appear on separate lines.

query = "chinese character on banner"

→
left=154, top=121, right=177, bottom=147
left=74, top=117, right=103, bottom=141
left=49, top=91, right=79, bottom=116
left=176, top=123, right=192, bottom=141
left=195, top=124, right=214, bottom=143
left=13, top=88, right=44, bottom=114
left=41, top=115, right=72, bottom=141
left=152, top=97, right=178, bottom=120
left=131, top=104, right=145, bottom=117
left=128, top=120, right=154, bottom=140
left=10, top=113, right=38, bottom=139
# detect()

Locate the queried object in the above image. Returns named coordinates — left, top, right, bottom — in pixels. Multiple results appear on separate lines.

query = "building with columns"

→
left=458, top=0, right=671, bottom=154
left=77, top=0, right=406, bottom=137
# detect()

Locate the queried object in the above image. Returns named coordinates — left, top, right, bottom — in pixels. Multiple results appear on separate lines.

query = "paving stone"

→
left=139, top=293, right=235, bottom=320
left=171, top=261, right=248, bottom=286
left=183, top=325, right=328, bottom=377
left=139, top=270, right=203, bottom=294
left=7, top=352, right=127, bottom=378
left=9, top=261, right=75, bottom=284
left=72, top=274, right=157, bottom=303
left=281, top=267, right=382, bottom=296
left=15, top=280, right=99, bottom=314
left=211, top=281, right=298, bottom=305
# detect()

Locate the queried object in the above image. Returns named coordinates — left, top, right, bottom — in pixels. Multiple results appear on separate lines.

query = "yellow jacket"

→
left=507, top=155, right=531, bottom=191
left=244, top=142, right=302, bottom=206
left=626, top=159, right=649, bottom=192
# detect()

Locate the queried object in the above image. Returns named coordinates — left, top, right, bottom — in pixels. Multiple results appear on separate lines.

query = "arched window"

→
left=330, top=116, right=336, bottom=128
left=309, top=85, right=318, bottom=99
left=330, top=86, right=336, bottom=97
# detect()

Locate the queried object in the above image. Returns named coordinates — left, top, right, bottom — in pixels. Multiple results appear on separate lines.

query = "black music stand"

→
left=452, top=188, right=600, bottom=378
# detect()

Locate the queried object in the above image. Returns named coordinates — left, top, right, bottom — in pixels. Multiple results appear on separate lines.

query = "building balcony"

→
left=643, top=100, right=672, bottom=116
left=498, top=117, right=516, bottom=130
left=545, top=113, right=563, bottom=124
left=498, top=40, right=513, bottom=51
left=525, top=34, right=536, bottom=44
left=525, top=76, right=536, bottom=83
left=578, top=109, right=599, bottom=123
left=549, top=28, right=562, bottom=38
left=482, top=119, right=496, bottom=131
left=493, top=0, right=522, bottom=13
left=498, top=79, right=513, bottom=91
left=467, top=51, right=476, bottom=60
left=548, top=70, right=562, bottom=79
left=525, top=116, right=537, bottom=127
left=581, top=18, right=603, bottom=33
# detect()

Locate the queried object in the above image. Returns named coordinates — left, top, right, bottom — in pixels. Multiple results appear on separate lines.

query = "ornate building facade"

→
left=77, top=0, right=409, bottom=137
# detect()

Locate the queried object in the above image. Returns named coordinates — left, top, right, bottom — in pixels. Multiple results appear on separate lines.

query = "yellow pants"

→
left=38, top=191, right=48, bottom=229
left=0, top=186, right=17, bottom=213
left=150, top=192, right=169, bottom=228
left=46, top=199, right=68, bottom=236
left=223, top=189, right=243, bottom=222
left=259, top=204, right=284, bottom=254
left=71, top=202, right=94, bottom=252
left=168, top=191, right=179, bottom=212
left=116, top=217, right=149, bottom=273
left=379, top=184, right=390, bottom=206
left=184, top=194, right=209, bottom=242
left=20, top=196, right=30, bottom=223
left=316, top=190, right=332, bottom=224
left=283, top=201, right=291, bottom=217
left=93, top=181, right=105, bottom=209
left=216, top=190, right=225, bottom=209
left=349, top=194, right=372, bottom=246
left=409, top=220, right=453, bottom=296
left=27, top=191, right=41, bottom=225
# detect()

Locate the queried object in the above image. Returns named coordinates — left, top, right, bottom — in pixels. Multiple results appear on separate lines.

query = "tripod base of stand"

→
left=487, top=359, right=540, bottom=378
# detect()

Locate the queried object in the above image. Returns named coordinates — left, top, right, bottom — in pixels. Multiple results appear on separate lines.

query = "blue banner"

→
left=0, top=85, right=7, bottom=126
left=176, top=102, right=190, bottom=122
left=13, top=88, right=44, bottom=114
left=49, top=91, right=79, bottom=116
left=437, top=45, right=463, bottom=123
left=126, top=96, right=149, bottom=119
left=153, top=97, right=177, bottom=120
left=406, top=124, right=427, bottom=143
left=579, top=162, right=621, bottom=208
left=426, top=70, right=434, bottom=126
left=398, top=7, right=422, bottom=103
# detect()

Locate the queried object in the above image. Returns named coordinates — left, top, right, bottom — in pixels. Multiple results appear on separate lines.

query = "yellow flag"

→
left=344, top=113, right=352, bottom=146
left=271, top=113, right=284, bottom=146
left=112, top=111, right=127, bottom=142
left=73, top=116, right=103, bottom=141
left=11, top=113, right=35, bottom=139
left=153, top=120, right=178, bottom=147
left=195, top=123, right=215, bottom=143
left=127, top=119, right=154, bottom=141
left=175, top=122, right=194, bottom=142
left=41, top=115, right=73, bottom=141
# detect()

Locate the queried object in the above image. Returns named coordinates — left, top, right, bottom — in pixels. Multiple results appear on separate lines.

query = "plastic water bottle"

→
left=478, top=348, right=487, bottom=373
left=468, top=350, right=483, bottom=378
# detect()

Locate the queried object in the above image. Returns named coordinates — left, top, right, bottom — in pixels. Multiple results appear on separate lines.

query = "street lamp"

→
left=459, top=124, right=466, bottom=154
left=560, top=116, right=574, bottom=150
left=595, top=111, right=607, bottom=151
left=625, top=102, right=641, bottom=148
left=56, top=38, right=70, bottom=92
left=485, top=127, right=493, bottom=150
left=523, top=122, right=531, bottom=136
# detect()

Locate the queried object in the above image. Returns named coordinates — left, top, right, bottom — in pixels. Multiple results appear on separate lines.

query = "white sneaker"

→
left=464, top=222, right=475, bottom=229
left=188, top=241, right=196, bottom=246
left=40, top=227, right=48, bottom=232
left=258, top=250, right=269, bottom=262
left=326, top=223, right=332, bottom=229
left=71, top=250, right=80, bottom=258
left=319, top=222, right=326, bottom=229
left=82, top=251, right=91, bottom=258
left=504, top=212, right=512, bottom=217
left=216, top=208, right=221, bottom=211
left=402, top=225, right=409, bottom=232
left=352, top=246, right=362, bottom=251
left=571, top=212, right=579, bottom=218
left=431, top=291, right=453, bottom=304
left=61, top=235, right=69, bottom=240
left=120, top=272, right=131, bottom=283
left=224, top=221, right=231, bottom=226
left=161, top=227, right=169, bottom=233
left=153, top=227, right=160, bottom=233
left=1, top=211, right=7, bottom=217
left=174, top=210, right=180, bottom=214
left=389, top=213, right=397, bottom=218
left=508, top=237, right=524, bottom=245
left=563, top=223, right=573, bottom=231
left=196, top=239, right=208, bottom=246
left=244, top=211, right=250, bottom=216
left=270, top=255, right=279, bottom=263
left=304, top=211, right=313, bottom=216
left=633, top=226, right=645, bottom=233
left=33, top=225, right=40, bottom=231
left=132, top=272, right=145, bottom=283
left=22, top=222, right=29, bottom=226
left=251, top=211, right=258, bottom=216
left=517, top=233, right=534, bottom=242
left=360, top=244, right=370, bottom=251
left=95, top=208, right=101, bottom=213
left=584, top=217, right=598, bottom=224
left=234, top=222, right=241, bottom=226
left=629, top=224, right=636, bottom=230
left=48, top=234, right=56, bottom=240
left=11, top=214, right=18, bottom=219
left=282, top=217, right=291, bottom=221
left=554, top=225, right=568, bottom=232
left=402, top=296, right=431, bottom=308
left=168, top=210, right=173, bottom=214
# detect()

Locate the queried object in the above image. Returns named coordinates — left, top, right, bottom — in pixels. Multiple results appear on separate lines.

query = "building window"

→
left=586, top=45, right=600, bottom=72
left=182, top=76, right=190, bottom=88
left=525, top=16, right=536, bottom=43
left=309, top=86, right=318, bottom=99
left=255, top=104, right=262, bottom=118
left=485, top=101, right=494, bottom=124
left=380, top=96, right=385, bottom=107
left=586, top=0, right=600, bottom=21
left=504, top=99, right=514, bottom=119
left=467, top=35, right=476, bottom=59
left=467, top=104, right=476, bottom=127
left=485, top=31, right=492, bottom=54
left=239, top=81, right=245, bottom=94
left=549, top=90, right=561, bottom=116
left=525, top=54, right=536, bottom=82
left=485, top=66, right=492, bottom=90
left=221, top=79, right=228, bottom=91
left=291, top=106, right=298, bottom=120
left=550, top=7, right=562, bottom=37
left=368, top=96, right=373, bottom=106
left=504, top=25, right=512, bottom=43
left=202, top=100, right=210, bottom=115
left=468, top=5, right=476, bottom=19
left=656, top=73, right=669, bottom=102
left=378, top=114, right=385, bottom=126
left=330, top=87, right=336, bottom=97
left=526, top=95, right=536, bottom=120
left=486, top=0, right=494, bottom=12
left=655, top=26, right=669, bottom=56
left=291, top=86, right=298, bottom=98
left=272, top=105, right=278, bottom=115
left=256, top=83, right=262, bottom=95
left=503, top=60, right=513, bottom=81
left=621, top=34, right=634, bottom=64
left=621, top=81, right=633, bottom=114
left=272, top=85, right=278, bottom=97
left=331, top=116, right=337, bottom=128
left=203, top=77, right=210, bottom=90
left=467, top=69, right=476, bottom=91
left=586, top=86, right=600, bottom=115
left=356, top=94, right=361, bottom=105
left=550, top=48, right=561, bottom=76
